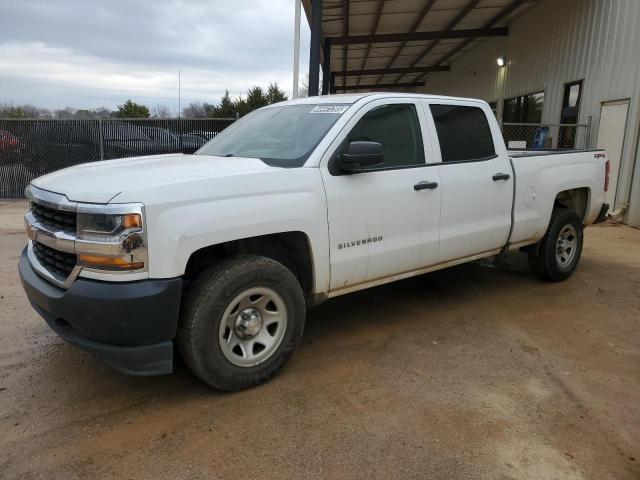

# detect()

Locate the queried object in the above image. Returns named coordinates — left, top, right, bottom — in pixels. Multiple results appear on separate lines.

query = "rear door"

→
left=423, top=101, right=513, bottom=262
left=320, top=98, right=441, bottom=291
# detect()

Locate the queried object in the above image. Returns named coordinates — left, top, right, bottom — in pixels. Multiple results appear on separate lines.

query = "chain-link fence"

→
left=501, top=121, right=592, bottom=150
left=1, top=117, right=596, bottom=198
left=0, top=118, right=235, bottom=198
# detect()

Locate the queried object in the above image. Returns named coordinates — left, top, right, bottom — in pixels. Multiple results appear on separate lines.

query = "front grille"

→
left=33, top=241, right=77, bottom=279
left=31, top=202, right=77, bottom=235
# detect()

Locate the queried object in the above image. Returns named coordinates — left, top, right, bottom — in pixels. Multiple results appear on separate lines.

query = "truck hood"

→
left=31, top=154, right=274, bottom=203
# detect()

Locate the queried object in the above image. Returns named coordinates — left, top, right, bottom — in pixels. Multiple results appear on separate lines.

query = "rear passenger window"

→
left=430, top=104, right=495, bottom=163
left=345, top=104, right=424, bottom=169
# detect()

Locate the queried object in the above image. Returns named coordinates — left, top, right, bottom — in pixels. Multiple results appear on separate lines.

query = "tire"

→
left=177, top=255, right=306, bottom=391
left=528, top=208, right=584, bottom=282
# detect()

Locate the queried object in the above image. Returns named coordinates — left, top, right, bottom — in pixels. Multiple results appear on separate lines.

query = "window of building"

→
left=488, top=101, right=497, bottom=116
left=430, top=104, right=496, bottom=163
left=502, top=91, right=545, bottom=123
left=344, top=104, right=424, bottom=170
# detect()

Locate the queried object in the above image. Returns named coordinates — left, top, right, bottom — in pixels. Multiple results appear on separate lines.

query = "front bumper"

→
left=19, top=247, right=182, bottom=376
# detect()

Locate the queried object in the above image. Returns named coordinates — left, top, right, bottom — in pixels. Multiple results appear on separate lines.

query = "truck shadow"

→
left=304, top=251, right=535, bottom=339
left=37, top=251, right=537, bottom=397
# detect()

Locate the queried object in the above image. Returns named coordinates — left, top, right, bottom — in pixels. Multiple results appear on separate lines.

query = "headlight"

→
left=77, top=213, right=142, bottom=242
left=75, top=209, right=147, bottom=272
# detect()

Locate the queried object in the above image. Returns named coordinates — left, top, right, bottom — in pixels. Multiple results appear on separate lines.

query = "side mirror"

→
left=337, top=141, right=384, bottom=173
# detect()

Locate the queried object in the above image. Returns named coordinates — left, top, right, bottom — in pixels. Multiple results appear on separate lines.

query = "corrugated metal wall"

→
left=423, top=0, right=640, bottom=227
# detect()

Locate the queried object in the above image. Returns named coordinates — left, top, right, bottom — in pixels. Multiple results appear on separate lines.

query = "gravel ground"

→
left=0, top=200, right=638, bottom=479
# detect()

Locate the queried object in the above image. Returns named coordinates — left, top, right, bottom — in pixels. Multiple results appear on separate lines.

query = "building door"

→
left=559, top=80, right=583, bottom=149
left=597, top=99, right=630, bottom=208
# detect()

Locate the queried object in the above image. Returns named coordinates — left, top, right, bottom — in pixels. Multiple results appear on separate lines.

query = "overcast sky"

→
left=0, top=0, right=310, bottom=112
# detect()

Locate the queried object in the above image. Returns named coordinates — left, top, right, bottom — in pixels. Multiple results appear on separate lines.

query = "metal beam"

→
left=330, top=27, right=508, bottom=46
left=415, top=0, right=528, bottom=83
left=395, top=0, right=480, bottom=84
left=308, top=0, right=323, bottom=97
left=357, top=0, right=385, bottom=87
left=337, top=81, right=425, bottom=91
left=375, top=0, right=437, bottom=85
left=335, top=65, right=450, bottom=76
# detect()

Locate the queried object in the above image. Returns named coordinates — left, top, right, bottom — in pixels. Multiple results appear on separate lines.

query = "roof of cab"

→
left=276, top=92, right=487, bottom=106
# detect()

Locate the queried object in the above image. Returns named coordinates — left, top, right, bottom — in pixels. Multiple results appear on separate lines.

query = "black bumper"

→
left=594, top=203, right=610, bottom=224
left=19, top=247, right=182, bottom=376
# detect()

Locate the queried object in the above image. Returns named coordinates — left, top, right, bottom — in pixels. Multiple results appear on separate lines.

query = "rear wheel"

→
left=177, top=255, right=305, bottom=391
left=528, top=208, right=584, bottom=281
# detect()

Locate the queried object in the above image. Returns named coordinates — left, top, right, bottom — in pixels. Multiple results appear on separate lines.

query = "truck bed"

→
left=507, top=148, right=607, bottom=249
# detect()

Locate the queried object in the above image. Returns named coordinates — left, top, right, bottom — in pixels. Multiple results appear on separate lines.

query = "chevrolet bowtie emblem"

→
left=26, top=224, right=38, bottom=241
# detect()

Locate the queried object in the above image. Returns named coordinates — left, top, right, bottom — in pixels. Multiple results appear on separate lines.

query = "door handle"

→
left=492, top=173, right=511, bottom=181
left=414, top=181, right=438, bottom=191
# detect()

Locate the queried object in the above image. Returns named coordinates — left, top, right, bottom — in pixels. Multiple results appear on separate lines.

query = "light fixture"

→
left=497, top=57, right=506, bottom=67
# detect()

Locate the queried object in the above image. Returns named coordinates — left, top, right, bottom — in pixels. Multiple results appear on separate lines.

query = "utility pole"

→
left=178, top=68, right=182, bottom=151
left=178, top=68, right=181, bottom=119
left=292, top=0, right=301, bottom=98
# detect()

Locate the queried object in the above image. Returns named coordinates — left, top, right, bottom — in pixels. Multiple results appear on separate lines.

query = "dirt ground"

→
left=0, top=199, right=638, bottom=480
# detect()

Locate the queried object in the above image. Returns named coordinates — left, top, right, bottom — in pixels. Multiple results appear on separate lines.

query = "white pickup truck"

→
left=19, top=93, right=610, bottom=390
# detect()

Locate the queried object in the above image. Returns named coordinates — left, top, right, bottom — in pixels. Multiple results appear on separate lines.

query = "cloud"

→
left=0, top=0, right=310, bottom=110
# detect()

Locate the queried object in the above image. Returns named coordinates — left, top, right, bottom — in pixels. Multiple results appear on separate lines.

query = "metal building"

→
left=303, top=0, right=640, bottom=227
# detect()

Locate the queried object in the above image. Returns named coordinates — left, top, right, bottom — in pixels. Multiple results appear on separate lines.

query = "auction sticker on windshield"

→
left=310, top=105, right=349, bottom=114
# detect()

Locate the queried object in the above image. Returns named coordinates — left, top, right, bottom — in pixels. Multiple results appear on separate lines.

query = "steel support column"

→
left=322, top=37, right=331, bottom=95
left=308, top=0, right=322, bottom=97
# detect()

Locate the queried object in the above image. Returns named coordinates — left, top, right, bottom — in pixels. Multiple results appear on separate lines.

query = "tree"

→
left=0, top=81, right=289, bottom=121
left=232, top=96, right=248, bottom=117
left=182, top=102, right=217, bottom=118
left=212, top=91, right=235, bottom=118
left=230, top=86, right=279, bottom=118
left=114, top=99, right=150, bottom=118
left=182, top=102, right=206, bottom=118
left=0, top=102, right=51, bottom=118
left=151, top=104, right=172, bottom=118
left=54, top=107, right=75, bottom=119
left=297, top=74, right=309, bottom=98
left=265, top=83, right=287, bottom=104
left=74, top=109, right=93, bottom=119
left=202, top=102, right=217, bottom=117
left=246, top=86, right=269, bottom=112
left=90, top=107, right=112, bottom=119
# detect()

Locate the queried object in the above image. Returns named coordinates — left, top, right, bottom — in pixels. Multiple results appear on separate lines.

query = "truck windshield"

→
left=195, top=104, right=349, bottom=167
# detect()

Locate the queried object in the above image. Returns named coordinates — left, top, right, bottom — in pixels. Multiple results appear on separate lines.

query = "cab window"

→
left=430, top=104, right=495, bottom=163
left=344, top=104, right=425, bottom=170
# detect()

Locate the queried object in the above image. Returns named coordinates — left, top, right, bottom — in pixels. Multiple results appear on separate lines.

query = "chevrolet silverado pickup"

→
left=19, top=93, right=610, bottom=390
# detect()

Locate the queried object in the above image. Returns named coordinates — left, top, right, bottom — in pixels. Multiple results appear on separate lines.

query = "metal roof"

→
left=302, top=0, right=542, bottom=92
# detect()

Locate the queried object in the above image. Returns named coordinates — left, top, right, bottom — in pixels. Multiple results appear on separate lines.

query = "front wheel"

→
left=177, top=255, right=306, bottom=391
left=528, top=208, right=584, bottom=282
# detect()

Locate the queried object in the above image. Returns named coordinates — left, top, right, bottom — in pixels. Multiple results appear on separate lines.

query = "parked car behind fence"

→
left=0, top=118, right=235, bottom=198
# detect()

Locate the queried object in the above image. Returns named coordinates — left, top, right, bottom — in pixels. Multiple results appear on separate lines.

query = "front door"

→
left=424, top=101, right=513, bottom=262
left=321, top=99, right=441, bottom=291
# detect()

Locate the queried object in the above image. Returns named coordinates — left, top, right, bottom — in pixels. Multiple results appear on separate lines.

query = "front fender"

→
left=136, top=168, right=330, bottom=294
